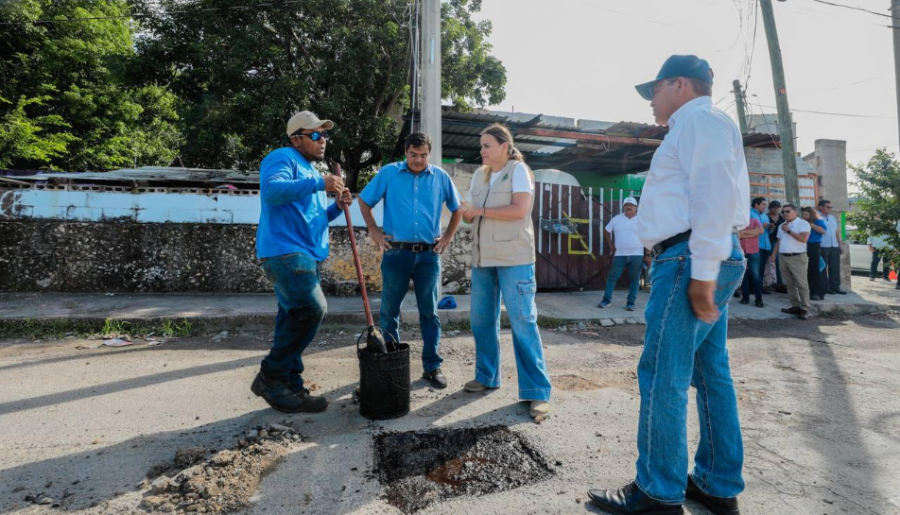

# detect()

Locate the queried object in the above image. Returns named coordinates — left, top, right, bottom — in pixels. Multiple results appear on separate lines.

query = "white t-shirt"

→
left=605, top=213, right=644, bottom=257
left=467, top=163, right=534, bottom=202
left=777, top=218, right=811, bottom=254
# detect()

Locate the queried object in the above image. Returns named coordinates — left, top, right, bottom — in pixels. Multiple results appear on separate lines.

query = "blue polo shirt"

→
left=359, top=161, right=461, bottom=243
left=750, top=209, right=772, bottom=252
left=256, top=147, right=342, bottom=260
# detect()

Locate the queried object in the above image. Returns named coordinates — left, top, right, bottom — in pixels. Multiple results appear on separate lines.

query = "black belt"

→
left=651, top=230, right=691, bottom=257
left=781, top=252, right=804, bottom=257
left=391, top=241, right=435, bottom=252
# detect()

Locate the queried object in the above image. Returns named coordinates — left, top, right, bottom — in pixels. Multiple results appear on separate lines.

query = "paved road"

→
left=1, top=313, right=899, bottom=515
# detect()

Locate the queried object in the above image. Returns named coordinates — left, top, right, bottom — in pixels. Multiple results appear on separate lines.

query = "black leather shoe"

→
left=754, top=300, right=764, bottom=308
left=686, top=476, right=740, bottom=515
left=587, top=481, right=683, bottom=515
left=797, top=310, right=809, bottom=320
left=422, top=368, right=448, bottom=389
left=833, top=289, right=848, bottom=295
left=251, top=371, right=328, bottom=413
left=739, top=297, right=749, bottom=305
left=781, top=307, right=801, bottom=314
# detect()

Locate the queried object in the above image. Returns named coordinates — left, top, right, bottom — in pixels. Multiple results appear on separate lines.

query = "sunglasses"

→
left=781, top=210, right=793, bottom=214
left=294, top=130, right=329, bottom=142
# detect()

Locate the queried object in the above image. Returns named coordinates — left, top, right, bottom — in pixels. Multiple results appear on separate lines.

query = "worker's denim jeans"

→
left=740, top=252, right=762, bottom=302
left=602, top=255, right=644, bottom=307
left=470, top=264, right=552, bottom=402
left=635, top=237, right=746, bottom=503
left=379, top=248, right=442, bottom=372
left=260, top=252, right=327, bottom=392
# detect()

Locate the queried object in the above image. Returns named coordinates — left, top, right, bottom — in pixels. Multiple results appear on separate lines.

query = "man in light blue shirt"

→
left=253, top=111, right=351, bottom=415
left=750, top=197, right=773, bottom=293
left=817, top=199, right=846, bottom=294
left=359, top=132, right=462, bottom=389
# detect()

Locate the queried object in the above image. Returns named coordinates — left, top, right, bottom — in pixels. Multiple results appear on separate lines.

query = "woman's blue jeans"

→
left=635, top=237, right=746, bottom=503
left=260, top=252, right=327, bottom=392
left=470, top=263, right=552, bottom=402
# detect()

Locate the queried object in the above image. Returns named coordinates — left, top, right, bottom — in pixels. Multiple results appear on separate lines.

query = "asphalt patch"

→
left=374, top=425, right=554, bottom=513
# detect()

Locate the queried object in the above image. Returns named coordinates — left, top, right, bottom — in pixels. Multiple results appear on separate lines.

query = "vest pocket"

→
left=493, top=231, right=518, bottom=242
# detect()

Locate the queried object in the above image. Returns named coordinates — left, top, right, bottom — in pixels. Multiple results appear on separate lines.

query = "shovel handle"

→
left=335, top=164, right=375, bottom=327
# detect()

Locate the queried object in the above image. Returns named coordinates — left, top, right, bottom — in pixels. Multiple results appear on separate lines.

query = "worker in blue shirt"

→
left=359, top=132, right=463, bottom=389
left=252, top=111, right=352, bottom=414
left=750, top=197, right=773, bottom=292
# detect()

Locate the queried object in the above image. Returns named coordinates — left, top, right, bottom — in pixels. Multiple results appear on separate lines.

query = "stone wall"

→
left=0, top=220, right=476, bottom=295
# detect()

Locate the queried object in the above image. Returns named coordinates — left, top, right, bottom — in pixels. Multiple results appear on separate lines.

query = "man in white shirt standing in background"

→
left=588, top=55, right=748, bottom=515
left=598, top=197, right=650, bottom=311
left=770, top=204, right=811, bottom=320
left=817, top=199, right=847, bottom=295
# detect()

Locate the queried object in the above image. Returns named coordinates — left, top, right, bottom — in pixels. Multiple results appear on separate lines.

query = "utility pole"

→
left=759, top=0, right=800, bottom=207
left=420, top=0, right=442, bottom=166
left=733, top=79, right=749, bottom=134
left=892, top=0, right=900, bottom=151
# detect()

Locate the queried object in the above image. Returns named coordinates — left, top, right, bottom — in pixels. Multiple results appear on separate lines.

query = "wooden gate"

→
left=532, top=183, right=640, bottom=291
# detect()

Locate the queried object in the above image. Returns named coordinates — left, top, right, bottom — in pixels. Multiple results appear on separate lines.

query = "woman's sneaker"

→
left=464, top=379, right=495, bottom=392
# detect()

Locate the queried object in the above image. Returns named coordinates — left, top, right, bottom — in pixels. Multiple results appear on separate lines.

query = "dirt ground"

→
left=1, top=312, right=899, bottom=515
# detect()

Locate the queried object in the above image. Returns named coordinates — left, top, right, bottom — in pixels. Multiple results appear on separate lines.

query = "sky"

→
left=472, top=0, right=899, bottom=168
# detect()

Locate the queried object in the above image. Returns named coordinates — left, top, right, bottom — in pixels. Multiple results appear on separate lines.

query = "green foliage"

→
left=159, top=318, right=193, bottom=337
left=133, top=0, right=505, bottom=189
left=101, top=317, right=130, bottom=336
left=0, top=0, right=181, bottom=171
left=850, top=149, right=900, bottom=265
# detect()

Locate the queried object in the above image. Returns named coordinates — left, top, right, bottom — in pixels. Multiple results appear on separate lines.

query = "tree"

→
left=133, top=0, right=506, bottom=190
left=0, top=0, right=181, bottom=171
left=850, top=149, right=900, bottom=266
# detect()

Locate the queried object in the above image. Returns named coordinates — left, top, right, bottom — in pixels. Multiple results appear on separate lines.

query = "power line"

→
left=756, top=103, right=898, bottom=119
left=809, top=0, right=899, bottom=21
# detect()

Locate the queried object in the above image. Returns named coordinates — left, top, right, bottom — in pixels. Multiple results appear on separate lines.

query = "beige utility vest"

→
left=470, top=160, right=536, bottom=268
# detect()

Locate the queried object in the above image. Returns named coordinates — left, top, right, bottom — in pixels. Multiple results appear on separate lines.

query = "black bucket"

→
left=358, top=342, right=411, bottom=420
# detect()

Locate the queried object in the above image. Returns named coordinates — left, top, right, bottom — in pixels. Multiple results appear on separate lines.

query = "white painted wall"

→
left=0, top=188, right=382, bottom=227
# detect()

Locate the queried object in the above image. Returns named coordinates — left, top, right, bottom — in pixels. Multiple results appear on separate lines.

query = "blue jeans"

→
left=471, top=264, right=552, bottom=402
left=260, top=252, right=327, bottom=391
left=379, top=248, right=442, bottom=372
left=635, top=237, right=746, bottom=503
left=603, top=255, right=644, bottom=306
left=740, top=252, right=762, bottom=302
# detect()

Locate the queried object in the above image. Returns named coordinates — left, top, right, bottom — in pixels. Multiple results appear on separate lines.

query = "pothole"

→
left=374, top=425, right=554, bottom=513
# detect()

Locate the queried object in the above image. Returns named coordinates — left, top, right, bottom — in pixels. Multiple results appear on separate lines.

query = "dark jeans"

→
left=379, top=248, right=442, bottom=372
left=260, top=252, right=327, bottom=391
left=602, top=255, right=644, bottom=306
left=871, top=250, right=891, bottom=279
left=807, top=242, right=827, bottom=297
left=740, top=252, right=762, bottom=302
left=820, top=246, right=842, bottom=292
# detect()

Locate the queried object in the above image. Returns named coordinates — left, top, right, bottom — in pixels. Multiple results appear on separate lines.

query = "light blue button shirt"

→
left=819, top=212, right=839, bottom=248
left=359, top=161, right=461, bottom=243
left=750, top=209, right=771, bottom=251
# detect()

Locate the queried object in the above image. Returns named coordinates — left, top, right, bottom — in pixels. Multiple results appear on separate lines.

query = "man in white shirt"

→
left=770, top=204, right=811, bottom=319
left=598, top=197, right=649, bottom=311
left=588, top=55, right=747, bottom=515
left=867, top=235, right=892, bottom=282
left=817, top=199, right=846, bottom=295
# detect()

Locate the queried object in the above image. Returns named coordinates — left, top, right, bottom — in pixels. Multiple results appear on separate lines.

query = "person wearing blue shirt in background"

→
left=802, top=206, right=828, bottom=300
left=750, top=197, right=773, bottom=288
left=252, top=111, right=352, bottom=414
left=359, top=132, right=463, bottom=389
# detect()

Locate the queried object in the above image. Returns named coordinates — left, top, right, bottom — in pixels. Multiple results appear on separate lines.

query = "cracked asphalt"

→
left=1, top=312, right=898, bottom=515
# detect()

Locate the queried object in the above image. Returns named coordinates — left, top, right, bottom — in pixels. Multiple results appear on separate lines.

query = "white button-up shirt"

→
left=818, top=212, right=839, bottom=248
left=636, top=96, right=750, bottom=281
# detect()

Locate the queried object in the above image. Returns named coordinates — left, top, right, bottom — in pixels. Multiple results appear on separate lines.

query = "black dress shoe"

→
left=833, top=289, right=848, bottom=295
left=422, top=368, right=448, bottom=389
left=739, top=297, right=749, bottom=305
left=686, top=476, right=740, bottom=515
left=251, top=371, right=328, bottom=413
left=587, top=481, right=683, bottom=515
left=781, top=307, right=801, bottom=314
left=797, top=310, right=809, bottom=320
left=754, top=300, right=764, bottom=308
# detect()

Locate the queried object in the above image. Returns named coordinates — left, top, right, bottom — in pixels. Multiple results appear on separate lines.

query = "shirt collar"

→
left=668, top=96, right=712, bottom=127
left=399, top=161, right=434, bottom=175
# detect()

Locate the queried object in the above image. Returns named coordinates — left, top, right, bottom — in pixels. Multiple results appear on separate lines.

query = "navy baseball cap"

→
left=635, top=55, right=714, bottom=101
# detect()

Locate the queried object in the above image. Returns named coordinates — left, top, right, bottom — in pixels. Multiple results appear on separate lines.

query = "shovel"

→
left=335, top=164, right=388, bottom=354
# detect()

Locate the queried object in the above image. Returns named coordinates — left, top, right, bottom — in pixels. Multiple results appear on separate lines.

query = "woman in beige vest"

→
left=457, top=123, right=552, bottom=418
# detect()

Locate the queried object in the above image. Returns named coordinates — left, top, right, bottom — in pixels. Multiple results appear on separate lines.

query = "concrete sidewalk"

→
left=2, top=277, right=897, bottom=330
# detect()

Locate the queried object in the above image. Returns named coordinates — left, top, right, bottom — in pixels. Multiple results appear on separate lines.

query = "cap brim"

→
left=310, top=119, right=334, bottom=130
left=635, top=80, right=658, bottom=101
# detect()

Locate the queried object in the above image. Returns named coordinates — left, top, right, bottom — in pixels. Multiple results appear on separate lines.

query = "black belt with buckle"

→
left=651, top=230, right=692, bottom=257
left=781, top=252, right=804, bottom=257
left=391, top=241, right=435, bottom=252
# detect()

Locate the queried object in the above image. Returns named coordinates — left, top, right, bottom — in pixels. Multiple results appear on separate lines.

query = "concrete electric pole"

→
left=421, top=0, right=442, bottom=166
left=892, top=0, right=900, bottom=152
left=759, top=0, right=800, bottom=207
left=733, top=79, right=749, bottom=134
